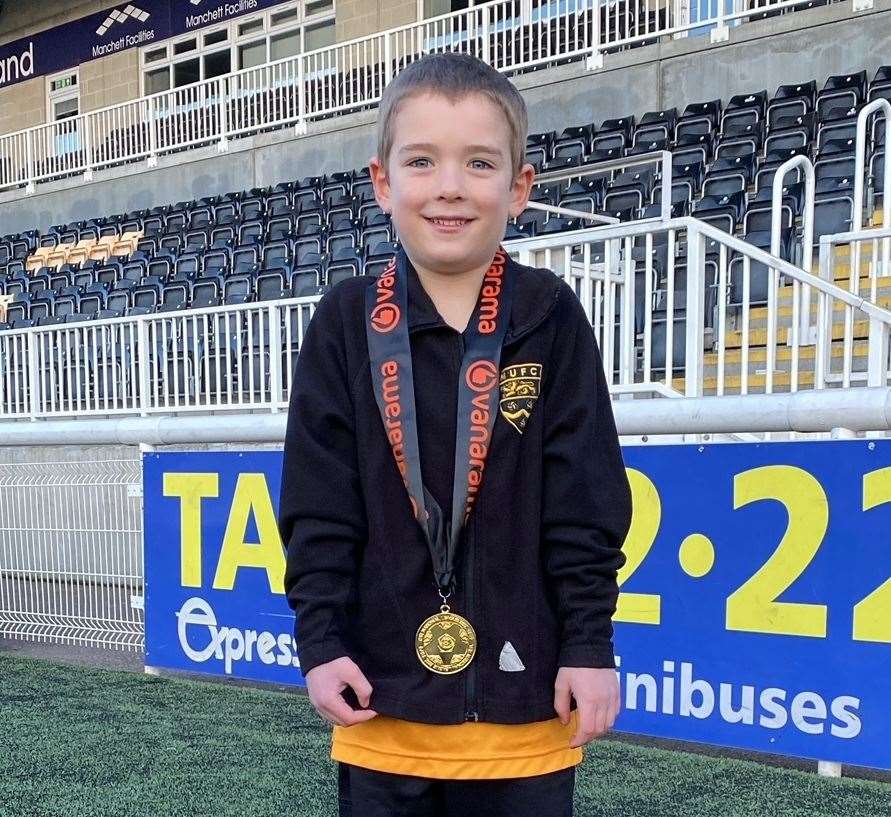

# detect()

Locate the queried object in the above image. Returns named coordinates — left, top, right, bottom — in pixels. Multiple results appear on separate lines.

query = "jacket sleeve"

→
left=278, top=288, right=367, bottom=676
left=540, top=283, right=632, bottom=669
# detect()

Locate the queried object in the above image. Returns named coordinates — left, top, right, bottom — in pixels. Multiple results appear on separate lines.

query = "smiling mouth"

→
left=425, top=217, right=474, bottom=227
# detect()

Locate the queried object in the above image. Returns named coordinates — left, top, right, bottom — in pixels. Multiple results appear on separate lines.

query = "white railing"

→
left=4, top=215, right=891, bottom=421
left=4, top=381, right=891, bottom=656
left=810, top=96, right=891, bottom=389
left=818, top=225, right=891, bottom=389
left=0, top=0, right=848, bottom=193
left=508, top=217, right=891, bottom=397
left=0, top=297, right=318, bottom=420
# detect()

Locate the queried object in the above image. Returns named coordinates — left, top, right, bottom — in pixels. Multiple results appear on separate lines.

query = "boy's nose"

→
left=436, top=166, right=465, bottom=199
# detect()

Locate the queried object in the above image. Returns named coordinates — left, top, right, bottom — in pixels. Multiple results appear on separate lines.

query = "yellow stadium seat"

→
left=67, top=238, right=98, bottom=266
left=109, top=229, right=144, bottom=258
left=25, top=245, right=54, bottom=272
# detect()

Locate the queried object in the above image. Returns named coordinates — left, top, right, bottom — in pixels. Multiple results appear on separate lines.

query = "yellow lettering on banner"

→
left=163, top=472, right=220, bottom=588
left=853, top=467, right=891, bottom=643
left=727, top=465, right=828, bottom=638
left=614, top=468, right=662, bottom=625
left=213, top=473, right=285, bottom=594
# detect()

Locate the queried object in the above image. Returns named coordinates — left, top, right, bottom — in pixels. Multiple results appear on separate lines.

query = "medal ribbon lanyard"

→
left=365, top=246, right=516, bottom=601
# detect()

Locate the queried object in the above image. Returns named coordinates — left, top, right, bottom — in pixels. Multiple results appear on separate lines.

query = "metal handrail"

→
left=853, top=98, right=891, bottom=233
left=769, top=155, right=815, bottom=392
left=531, top=149, right=674, bottom=223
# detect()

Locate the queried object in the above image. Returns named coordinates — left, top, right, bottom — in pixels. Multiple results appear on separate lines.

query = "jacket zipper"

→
left=464, top=528, right=478, bottom=721
left=457, top=331, right=479, bottom=723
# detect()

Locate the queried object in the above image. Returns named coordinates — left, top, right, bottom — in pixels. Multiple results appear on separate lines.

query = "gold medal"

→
left=415, top=603, right=477, bottom=675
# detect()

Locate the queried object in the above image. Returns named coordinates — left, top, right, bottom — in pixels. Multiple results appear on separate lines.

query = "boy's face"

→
left=369, top=91, right=535, bottom=278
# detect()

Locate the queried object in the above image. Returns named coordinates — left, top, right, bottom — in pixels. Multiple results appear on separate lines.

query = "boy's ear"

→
left=508, top=162, right=537, bottom=220
left=369, top=156, right=392, bottom=214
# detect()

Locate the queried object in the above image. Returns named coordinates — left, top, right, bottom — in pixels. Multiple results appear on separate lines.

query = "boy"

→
left=279, top=52, right=633, bottom=817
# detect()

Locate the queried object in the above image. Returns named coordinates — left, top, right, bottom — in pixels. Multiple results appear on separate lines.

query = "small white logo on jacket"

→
left=499, top=641, right=526, bottom=671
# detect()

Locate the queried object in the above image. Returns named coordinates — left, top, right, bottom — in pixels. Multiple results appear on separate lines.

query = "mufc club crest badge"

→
left=499, top=363, right=542, bottom=434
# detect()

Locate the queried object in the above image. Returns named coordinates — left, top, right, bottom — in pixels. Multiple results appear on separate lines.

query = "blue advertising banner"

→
left=0, top=0, right=292, bottom=91
left=143, top=441, right=891, bottom=769
left=144, top=451, right=298, bottom=681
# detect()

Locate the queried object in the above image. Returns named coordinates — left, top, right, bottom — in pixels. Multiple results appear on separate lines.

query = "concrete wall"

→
left=0, top=75, right=46, bottom=136
left=0, top=0, right=889, bottom=233
left=336, top=0, right=417, bottom=42
left=81, top=49, right=141, bottom=113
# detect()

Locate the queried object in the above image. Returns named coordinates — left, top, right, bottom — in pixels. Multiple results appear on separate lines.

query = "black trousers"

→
left=337, top=762, right=575, bottom=817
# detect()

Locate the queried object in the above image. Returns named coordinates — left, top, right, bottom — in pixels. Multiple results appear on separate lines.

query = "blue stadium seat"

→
left=157, top=282, right=190, bottom=313
left=817, top=71, right=867, bottom=120
left=223, top=274, right=254, bottom=305
left=635, top=109, right=677, bottom=145
left=767, top=81, right=816, bottom=127
left=721, top=90, right=766, bottom=133
left=191, top=275, right=223, bottom=308
left=256, top=267, right=291, bottom=301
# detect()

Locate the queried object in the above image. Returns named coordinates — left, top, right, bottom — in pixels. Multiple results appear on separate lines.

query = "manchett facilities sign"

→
left=0, top=0, right=292, bottom=90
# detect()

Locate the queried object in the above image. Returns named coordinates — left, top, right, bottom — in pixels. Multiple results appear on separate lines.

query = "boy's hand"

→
left=305, top=656, right=379, bottom=727
left=554, top=666, right=620, bottom=748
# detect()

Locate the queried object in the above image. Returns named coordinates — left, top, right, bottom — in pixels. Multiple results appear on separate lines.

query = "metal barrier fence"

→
left=818, top=224, right=891, bottom=388
left=0, top=458, right=144, bottom=651
left=0, top=0, right=848, bottom=193
left=503, top=216, right=891, bottom=397
left=0, top=298, right=317, bottom=419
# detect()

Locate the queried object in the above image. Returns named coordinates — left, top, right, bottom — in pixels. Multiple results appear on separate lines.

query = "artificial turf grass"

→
left=1, top=653, right=890, bottom=817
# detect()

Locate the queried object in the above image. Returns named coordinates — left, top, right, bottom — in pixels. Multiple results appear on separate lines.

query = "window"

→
left=271, top=8, right=301, bottom=25
left=141, top=1, right=337, bottom=93
left=270, top=29, right=301, bottom=61
left=421, top=0, right=474, bottom=16
left=306, top=0, right=334, bottom=13
left=145, top=67, right=170, bottom=94
left=53, top=98, right=79, bottom=120
left=47, top=71, right=79, bottom=121
left=173, top=58, right=201, bottom=88
left=204, top=29, right=229, bottom=47
left=238, top=19, right=265, bottom=36
left=238, top=40, right=266, bottom=70
left=203, top=49, right=232, bottom=80
left=144, top=46, right=167, bottom=64
left=46, top=70, right=81, bottom=155
left=174, top=38, right=198, bottom=55
left=304, top=20, right=335, bottom=52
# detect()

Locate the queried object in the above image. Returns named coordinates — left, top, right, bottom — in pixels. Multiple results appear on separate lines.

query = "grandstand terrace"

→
left=0, top=55, right=889, bottom=416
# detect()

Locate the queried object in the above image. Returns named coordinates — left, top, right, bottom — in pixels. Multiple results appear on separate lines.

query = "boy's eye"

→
left=470, top=159, right=494, bottom=169
left=408, top=158, right=431, bottom=168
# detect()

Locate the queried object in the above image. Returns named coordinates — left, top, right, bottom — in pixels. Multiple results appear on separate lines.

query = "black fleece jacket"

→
left=278, top=247, right=632, bottom=725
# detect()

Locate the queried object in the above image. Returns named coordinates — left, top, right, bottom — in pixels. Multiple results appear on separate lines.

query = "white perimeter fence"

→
left=0, top=458, right=143, bottom=650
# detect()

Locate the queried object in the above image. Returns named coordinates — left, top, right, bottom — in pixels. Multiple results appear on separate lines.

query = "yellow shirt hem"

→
left=331, top=738, right=583, bottom=779
left=330, top=713, right=585, bottom=780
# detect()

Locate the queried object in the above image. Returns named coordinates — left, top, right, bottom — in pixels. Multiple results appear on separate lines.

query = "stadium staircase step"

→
left=668, top=227, right=891, bottom=394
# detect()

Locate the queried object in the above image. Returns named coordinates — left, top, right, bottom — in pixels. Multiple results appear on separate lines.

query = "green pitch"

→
left=1, top=654, right=889, bottom=817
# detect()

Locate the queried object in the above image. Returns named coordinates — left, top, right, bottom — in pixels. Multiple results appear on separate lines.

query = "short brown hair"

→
left=375, top=52, right=528, bottom=177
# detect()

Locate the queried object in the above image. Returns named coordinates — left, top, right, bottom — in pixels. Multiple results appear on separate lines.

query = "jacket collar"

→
left=394, top=244, right=559, bottom=345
